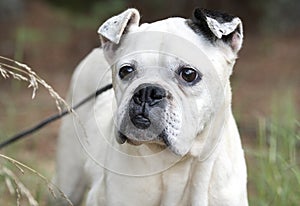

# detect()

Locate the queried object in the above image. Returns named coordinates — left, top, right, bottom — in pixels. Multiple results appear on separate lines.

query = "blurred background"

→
left=0, top=0, right=299, bottom=205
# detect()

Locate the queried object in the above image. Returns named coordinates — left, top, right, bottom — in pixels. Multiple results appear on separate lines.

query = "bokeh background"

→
left=0, top=0, right=299, bottom=205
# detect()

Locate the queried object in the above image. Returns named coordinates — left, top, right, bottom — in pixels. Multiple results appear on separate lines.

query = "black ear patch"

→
left=186, top=8, right=243, bottom=52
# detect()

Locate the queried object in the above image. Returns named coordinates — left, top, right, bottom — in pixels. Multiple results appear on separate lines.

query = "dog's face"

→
left=99, top=8, right=243, bottom=156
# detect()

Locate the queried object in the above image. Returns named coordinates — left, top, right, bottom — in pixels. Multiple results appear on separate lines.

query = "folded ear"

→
left=190, top=8, right=243, bottom=53
left=98, top=8, right=140, bottom=45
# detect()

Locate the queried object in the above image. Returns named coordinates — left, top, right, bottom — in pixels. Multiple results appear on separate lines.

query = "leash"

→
left=0, top=84, right=113, bottom=150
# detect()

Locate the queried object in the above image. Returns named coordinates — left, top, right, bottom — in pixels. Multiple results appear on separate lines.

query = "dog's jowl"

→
left=54, top=8, right=248, bottom=206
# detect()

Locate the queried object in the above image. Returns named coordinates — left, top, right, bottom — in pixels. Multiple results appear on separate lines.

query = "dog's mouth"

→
left=117, top=132, right=142, bottom=146
left=115, top=83, right=178, bottom=150
left=117, top=130, right=169, bottom=147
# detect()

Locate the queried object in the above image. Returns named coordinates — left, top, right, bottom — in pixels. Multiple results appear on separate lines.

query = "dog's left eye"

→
left=119, top=65, right=135, bottom=80
left=178, top=67, right=202, bottom=85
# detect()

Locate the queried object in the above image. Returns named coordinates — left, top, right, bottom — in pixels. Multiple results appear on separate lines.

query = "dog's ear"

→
left=190, top=8, right=243, bottom=53
left=98, top=8, right=140, bottom=45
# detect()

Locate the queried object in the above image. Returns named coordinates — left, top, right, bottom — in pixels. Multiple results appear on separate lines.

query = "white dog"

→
left=54, top=8, right=248, bottom=206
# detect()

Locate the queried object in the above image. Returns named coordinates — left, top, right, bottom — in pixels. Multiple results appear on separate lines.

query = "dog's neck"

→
left=189, top=84, right=232, bottom=160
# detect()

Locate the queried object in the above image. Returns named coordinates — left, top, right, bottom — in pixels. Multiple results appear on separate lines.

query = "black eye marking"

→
left=119, top=64, right=135, bottom=80
left=177, top=66, right=202, bottom=85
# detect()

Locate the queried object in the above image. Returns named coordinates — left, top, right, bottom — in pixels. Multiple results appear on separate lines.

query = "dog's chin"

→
left=117, top=131, right=166, bottom=147
left=117, top=131, right=188, bottom=156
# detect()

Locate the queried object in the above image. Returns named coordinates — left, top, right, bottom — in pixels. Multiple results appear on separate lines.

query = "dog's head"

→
left=98, top=8, right=243, bottom=156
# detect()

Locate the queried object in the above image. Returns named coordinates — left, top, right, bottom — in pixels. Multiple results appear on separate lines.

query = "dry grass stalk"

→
left=0, top=154, right=73, bottom=206
left=0, top=55, right=88, bottom=140
left=0, top=56, right=71, bottom=113
left=0, top=56, right=79, bottom=205
left=0, top=166, right=38, bottom=206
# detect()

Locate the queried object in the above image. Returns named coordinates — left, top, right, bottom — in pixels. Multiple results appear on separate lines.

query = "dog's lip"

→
left=127, top=139, right=143, bottom=146
left=117, top=132, right=142, bottom=146
left=117, top=130, right=169, bottom=147
left=117, top=132, right=127, bottom=144
left=158, top=129, right=171, bottom=147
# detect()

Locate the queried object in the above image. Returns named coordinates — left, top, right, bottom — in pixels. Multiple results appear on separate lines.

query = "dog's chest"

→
left=99, top=174, right=162, bottom=205
left=87, top=160, right=193, bottom=206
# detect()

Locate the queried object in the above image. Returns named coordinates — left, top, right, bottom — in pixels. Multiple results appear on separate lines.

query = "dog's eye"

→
left=178, top=67, right=201, bottom=84
left=119, top=65, right=135, bottom=79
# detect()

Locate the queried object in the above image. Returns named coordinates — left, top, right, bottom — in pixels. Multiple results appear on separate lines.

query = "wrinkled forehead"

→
left=113, top=18, right=214, bottom=69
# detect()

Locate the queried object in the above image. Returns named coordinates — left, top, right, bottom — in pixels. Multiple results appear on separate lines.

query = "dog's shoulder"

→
left=70, top=48, right=112, bottom=95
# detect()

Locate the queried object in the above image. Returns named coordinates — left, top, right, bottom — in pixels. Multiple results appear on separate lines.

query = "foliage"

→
left=46, top=0, right=127, bottom=15
left=71, top=0, right=127, bottom=29
left=248, top=93, right=300, bottom=205
left=45, top=0, right=99, bottom=12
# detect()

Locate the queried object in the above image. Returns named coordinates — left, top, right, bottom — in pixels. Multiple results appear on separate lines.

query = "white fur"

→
left=54, top=9, right=248, bottom=206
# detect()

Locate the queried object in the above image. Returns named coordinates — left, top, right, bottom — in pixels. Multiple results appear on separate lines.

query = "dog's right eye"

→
left=119, top=65, right=135, bottom=79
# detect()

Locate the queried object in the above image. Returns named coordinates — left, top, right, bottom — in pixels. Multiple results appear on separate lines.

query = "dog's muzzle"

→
left=129, top=83, right=166, bottom=129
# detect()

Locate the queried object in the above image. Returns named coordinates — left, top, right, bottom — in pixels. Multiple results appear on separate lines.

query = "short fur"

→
left=54, top=8, right=248, bottom=206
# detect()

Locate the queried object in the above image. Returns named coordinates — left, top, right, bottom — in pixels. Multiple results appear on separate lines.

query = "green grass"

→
left=247, top=93, right=300, bottom=205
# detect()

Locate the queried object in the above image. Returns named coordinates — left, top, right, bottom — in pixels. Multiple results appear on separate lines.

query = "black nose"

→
left=132, top=84, right=166, bottom=106
left=129, top=84, right=166, bottom=129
